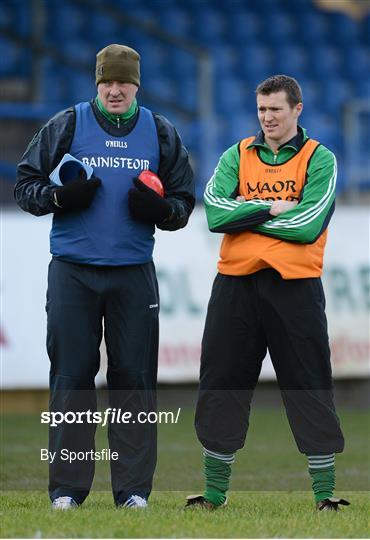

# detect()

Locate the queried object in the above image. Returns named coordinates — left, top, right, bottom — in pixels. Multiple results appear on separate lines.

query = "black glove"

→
left=54, top=169, right=101, bottom=211
left=128, top=177, right=173, bottom=223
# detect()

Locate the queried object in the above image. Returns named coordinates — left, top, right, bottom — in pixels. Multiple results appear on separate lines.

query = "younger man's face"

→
left=257, top=91, right=303, bottom=145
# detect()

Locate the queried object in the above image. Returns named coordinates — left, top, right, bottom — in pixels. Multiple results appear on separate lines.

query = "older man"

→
left=15, top=44, right=194, bottom=509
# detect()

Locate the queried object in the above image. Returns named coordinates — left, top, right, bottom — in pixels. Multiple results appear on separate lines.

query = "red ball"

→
left=138, top=170, right=164, bottom=197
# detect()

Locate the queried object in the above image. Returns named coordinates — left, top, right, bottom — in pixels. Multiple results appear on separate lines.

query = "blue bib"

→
left=50, top=103, right=160, bottom=265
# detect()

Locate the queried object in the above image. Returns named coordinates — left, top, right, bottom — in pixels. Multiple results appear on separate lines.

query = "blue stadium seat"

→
left=110, top=0, right=145, bottom=7
left=309, top=45, right=343, bottom=79
left=349, top=109, right=370, bottom=170
left=224, top=113, right=259, bottom=146
left=175, top=118, right=203, bottom=160
left=250, top=0, right=285, bottom=10
left=320, top=78, right=353, bottom=116
left=342, top=45, right=370, bottom=82
left=46, top=4, right=86, bottom=43
left=60, top=40, right=95, bottom=65
left=128, top=6, right=155, bottom=23
left=113, top=28, right=147, bottom=51
left=300, top=79, right=321, bottom=112
left=0, top=3, right=12, bottom=27
left=86, top=12, right=120, bottom=46
left=213, top=76, right=247, bottom=115
left=137, top=39, right=167, bottom=80
left=327, top=12, right=360, bottom=47
left=210, top=44, right=238, bottom=80
left=143, top=0, right=179, bottom=10
left=176, top=0, right=216, bottom=8
left=198, top=115, right=227, bottom=178
left=259, top=11, right=297, bottom=47
left=226, top=8, right=261, bottom=46
left=272, top=45, right=309, bottom=79
left=238, top=45, right=274, bottom=81
left=175, top=79, right=198, bottom=112
left=281, top=0, right=313, bottom=13
left=303, top=112, right=346, bottom=192
left=64, top=68, right=96, bottom=104
left=147, top=76, right=178, bottom=104
left=0, top=38, right=21, bottom=77
left=361, top=13, right=370, bottom=45
left=342, top=107, right=370, bottom=191
left=354, top=78, right=370, bottom=99
left=40, top=58, right=68, bottom=104
left=6, top=0, right=31, bottom=38
left=166, top=48, right=197, bottom=81
left=191, top=7, right=227, bottom=45
left=303, top=114, right=342, bottom=156
left=336, top=169, right=346, bottom=194
left=296, top=11, right=330, bottom=46
left=158, top=8, right=192, bottom=38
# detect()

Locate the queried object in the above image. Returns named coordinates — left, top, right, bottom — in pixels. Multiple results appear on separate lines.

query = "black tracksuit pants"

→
left=46, top=258, right=159, bottom=505
left=195, top=269, right=344, bottom=455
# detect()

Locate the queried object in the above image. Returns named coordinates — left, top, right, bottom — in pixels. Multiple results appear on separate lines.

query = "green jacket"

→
left=204, top=127, right=336, bottom=243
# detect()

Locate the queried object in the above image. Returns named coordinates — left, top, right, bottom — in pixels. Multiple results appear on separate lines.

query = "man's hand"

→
left=128, top=177, right=173, bottom=224
left=235, top=196, right=298, bottom=217
left=54, top=170, right=101, bottom=211
left=269, top=200, right=298, bottom=216
left=235, top=195, right=298, bottom=216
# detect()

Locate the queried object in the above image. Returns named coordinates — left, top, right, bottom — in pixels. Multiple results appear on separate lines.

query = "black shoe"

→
left=316, top=497, right=350, bottom=511
left=185, top=494, right=227, bottom=510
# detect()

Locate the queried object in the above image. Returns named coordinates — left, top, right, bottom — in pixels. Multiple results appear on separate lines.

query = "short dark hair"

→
left=256, top=75, right=303, bottom=108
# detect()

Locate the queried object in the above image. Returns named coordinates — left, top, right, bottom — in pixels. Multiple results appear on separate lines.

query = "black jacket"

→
left=15, top=100, right=195, bottom=231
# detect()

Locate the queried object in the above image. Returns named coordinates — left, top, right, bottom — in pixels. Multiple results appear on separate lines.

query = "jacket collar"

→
left=247, top=126, right=307, bottom=151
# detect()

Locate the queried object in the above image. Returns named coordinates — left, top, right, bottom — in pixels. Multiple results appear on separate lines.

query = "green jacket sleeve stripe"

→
left=204, top=170, right=240, bottom=210
left=204, top=166, right=272, bottom=211
left=204, top=144, right=280, bottom=232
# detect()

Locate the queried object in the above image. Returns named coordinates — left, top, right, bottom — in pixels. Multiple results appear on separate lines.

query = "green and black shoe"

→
left=316, top=498, right=350, bottom=511
left=185, top=494, right=227, bottom=510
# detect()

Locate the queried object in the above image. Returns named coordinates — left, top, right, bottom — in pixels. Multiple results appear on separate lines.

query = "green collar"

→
left=95, top=96, right=138, bottom=125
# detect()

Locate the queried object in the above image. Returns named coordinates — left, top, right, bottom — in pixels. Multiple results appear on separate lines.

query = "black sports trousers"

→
left=46, top=258, right=159, bottom=506
left=195, top=269, right=344, bottom=455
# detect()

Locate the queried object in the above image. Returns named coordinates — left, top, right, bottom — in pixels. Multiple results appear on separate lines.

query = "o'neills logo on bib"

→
left=81, top=156, right=150, bottom=170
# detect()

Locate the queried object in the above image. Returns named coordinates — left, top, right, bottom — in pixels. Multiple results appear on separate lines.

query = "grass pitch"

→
left=1, top=490, right=369, bottom=538
left=1, top=407, right=369, bottom=537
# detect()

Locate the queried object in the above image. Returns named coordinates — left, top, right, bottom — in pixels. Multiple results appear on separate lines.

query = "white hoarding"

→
left=1, top=206, right=369, bottom=388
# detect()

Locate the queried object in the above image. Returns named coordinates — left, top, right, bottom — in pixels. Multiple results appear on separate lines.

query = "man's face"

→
left=257, top=91, right=303, bottom=145
left=97, top=81, right=138, bottom=114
